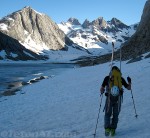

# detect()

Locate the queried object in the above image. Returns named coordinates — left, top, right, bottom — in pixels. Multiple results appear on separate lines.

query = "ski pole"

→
left=110, top=42, right=114, bottom=70
left=130, top=89, right=138, bottom=118
left=120, top=45, right=122, bottom=71
left=93, top=94, right=103, bottom=138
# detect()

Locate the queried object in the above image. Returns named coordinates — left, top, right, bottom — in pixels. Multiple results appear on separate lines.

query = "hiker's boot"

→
left=105, top=128, right=110, bottom=136
left=110, top=128, right=116, bottom=136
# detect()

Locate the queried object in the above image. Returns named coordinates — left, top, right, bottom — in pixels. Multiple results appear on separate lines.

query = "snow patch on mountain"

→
left=20, top=35, right=49, bottom=55
left=0, top=50, right=6, bottom=58
left=0, top=23, right=8, bottom=31
left=43, top=45, right=90, bottom=63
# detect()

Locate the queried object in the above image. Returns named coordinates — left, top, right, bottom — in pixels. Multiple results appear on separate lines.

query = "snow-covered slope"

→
left=58, top=18, right=137, bottom=55
left=42, top=44, right=90, bottom=63
left=0, top=54, right=150, bottom=138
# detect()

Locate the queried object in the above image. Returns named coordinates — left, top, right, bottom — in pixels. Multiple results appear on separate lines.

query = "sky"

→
left=0, top=0, right=147, bottom=25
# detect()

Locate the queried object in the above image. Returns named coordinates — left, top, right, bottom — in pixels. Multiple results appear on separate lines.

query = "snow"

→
left=33, top=9, right=43, bottom=16
left=4, top=17, right=14, bottom=22
left=10, top=52, right=18, bottom=58
left=24, top=30, right=29, bottom=35
left=0, top=50, right=6, bottom=58
left=0, top=57, right=150, bottom=138
left=0, top=23, right=8, bottom=31
left=45, top=46, right=90, bottom=63
left=58, top=22, right=73, bottom=34
left=20, top=35, right=49, bottom=54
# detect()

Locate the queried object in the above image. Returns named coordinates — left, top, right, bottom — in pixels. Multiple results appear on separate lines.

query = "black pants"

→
left=104, top=97, right=120, bottom=129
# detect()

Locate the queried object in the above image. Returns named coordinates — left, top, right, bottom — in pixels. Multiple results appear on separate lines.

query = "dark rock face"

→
left=120, top=0, right=150, bottom=60
left=82, top=19, right=91, bottom=28
left=0, top=32, right=48, bottom=60
left=110, top=18, right=130, bottom=29
left=105, top=18, right=130, bottom=33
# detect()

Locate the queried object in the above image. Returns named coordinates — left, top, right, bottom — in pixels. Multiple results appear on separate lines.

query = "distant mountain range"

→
left=0, top=1, right=149, bottom=63
left=58, top=17, right=137, bottom=55
left=75, top=0, right=150, bottom=66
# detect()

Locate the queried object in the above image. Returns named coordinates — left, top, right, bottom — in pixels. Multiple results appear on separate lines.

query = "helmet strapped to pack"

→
left=111, top=86, right=119, bottom=96
left=109, top=66, right=122, bottom=97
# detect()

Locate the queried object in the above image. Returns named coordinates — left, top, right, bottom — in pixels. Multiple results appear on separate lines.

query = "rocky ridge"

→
left=58, top=16, right=136, bottom=55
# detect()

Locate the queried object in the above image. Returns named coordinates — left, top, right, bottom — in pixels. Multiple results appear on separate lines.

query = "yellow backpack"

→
left=109, top=67, right=122, bottom=90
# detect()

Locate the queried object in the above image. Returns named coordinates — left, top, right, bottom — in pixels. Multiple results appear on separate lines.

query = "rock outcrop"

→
left=91, top=17, right=107, bottom=29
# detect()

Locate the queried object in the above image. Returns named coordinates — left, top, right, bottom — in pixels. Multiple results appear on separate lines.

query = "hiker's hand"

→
left=127, top=76, right=131, bottom=84
left=100, top=87, right=105, bottom=94
left=127, top=83, right=131, bottom=90
left=120, top=89, right=124, bottom=95
left=105, top=92, right=108, bottom=96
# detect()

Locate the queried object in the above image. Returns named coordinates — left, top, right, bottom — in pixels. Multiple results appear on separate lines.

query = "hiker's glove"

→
left=120, top=89, right=124, bottom=95
left=127, top=76, right=131, bottom=83
left=105, top=92, right=108, bottom=96
left=100, top=87, right=105, bottom=94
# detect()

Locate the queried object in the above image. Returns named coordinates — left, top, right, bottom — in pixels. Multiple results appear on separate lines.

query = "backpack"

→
left=109, top=66, right=122, bottom=99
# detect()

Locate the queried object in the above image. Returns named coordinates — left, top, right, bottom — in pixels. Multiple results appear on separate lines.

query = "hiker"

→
left=100, top=66, right=131, bottom=136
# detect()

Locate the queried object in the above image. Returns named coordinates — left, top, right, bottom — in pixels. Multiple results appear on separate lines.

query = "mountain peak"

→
left=82, top=19, right=91, bottom=28
left=110, top=17, right=129, bottom=29
left=19, top=6, right=33, bottom=13
left=20, top=6, right=43, bottom=16
left=91, top=16, right=107, bottom=28
left=67, top=17, right=81, bottom=25
left=23, top=6, right=32, bottom=9
left=97, top=16, right=104, bottom=20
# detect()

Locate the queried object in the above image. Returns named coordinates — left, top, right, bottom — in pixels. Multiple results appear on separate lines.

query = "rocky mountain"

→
left=120, top=0, right=150, bottom=61
left=0, top=6, right=88, bottom=61
left=58, top=16, right=137, bottom=55
left=76, top=0, right=150, bottom=66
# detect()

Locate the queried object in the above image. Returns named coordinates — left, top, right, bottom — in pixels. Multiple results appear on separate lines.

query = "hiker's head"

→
left=112, top=66, right=120, bottom=72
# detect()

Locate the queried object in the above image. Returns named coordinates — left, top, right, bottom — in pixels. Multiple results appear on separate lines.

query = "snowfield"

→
left=0, top=56, right=150, bottom=138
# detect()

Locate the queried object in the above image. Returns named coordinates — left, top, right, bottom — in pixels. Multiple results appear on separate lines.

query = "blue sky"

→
left=0, top=0, right=147, bottom=25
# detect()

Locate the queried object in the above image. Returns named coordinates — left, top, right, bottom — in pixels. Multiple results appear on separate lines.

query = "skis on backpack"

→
left=109, top=42, right=114, bottom=70
left=106, top=42, right=115, bottom=113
